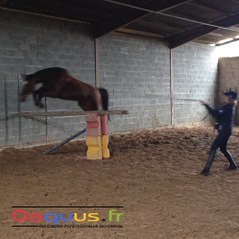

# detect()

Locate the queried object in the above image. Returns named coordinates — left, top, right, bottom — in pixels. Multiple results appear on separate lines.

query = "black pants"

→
left=210, top=131, right=231, bottom=154
left=202, top=131, right=237, bottom=175
left=210, top=131, right=237, bottom=167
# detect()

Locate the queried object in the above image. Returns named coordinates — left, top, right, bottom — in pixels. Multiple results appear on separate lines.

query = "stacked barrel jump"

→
left=85, top=112, right=110, bottom=160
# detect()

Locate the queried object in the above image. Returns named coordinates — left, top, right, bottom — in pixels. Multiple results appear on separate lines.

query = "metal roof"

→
left=1, top=0, right=239, bottom=48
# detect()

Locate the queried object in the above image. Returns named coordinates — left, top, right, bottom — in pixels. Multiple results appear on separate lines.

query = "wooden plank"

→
left=15, top=110, right=128, bottom=118
left=117, top=28, right=164, bottom=39
left=168, top=25, right=216, bottom=49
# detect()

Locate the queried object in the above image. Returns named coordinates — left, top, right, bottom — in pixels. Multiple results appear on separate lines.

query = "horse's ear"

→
left=23, top=74, right=34, bottom=82
left=20, top=74, right=27, bottom=81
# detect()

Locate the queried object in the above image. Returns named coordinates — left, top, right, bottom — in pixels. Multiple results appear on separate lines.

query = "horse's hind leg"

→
left=77, top=96, right=100, bottom=111
left=33, top=87, right=45, bottom=108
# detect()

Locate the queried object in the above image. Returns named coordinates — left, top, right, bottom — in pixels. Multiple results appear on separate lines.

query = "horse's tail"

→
left=98, top=88, right=109, bottom=111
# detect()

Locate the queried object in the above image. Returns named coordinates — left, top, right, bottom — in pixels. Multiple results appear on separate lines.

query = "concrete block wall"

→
left=99, top=35, right=218, bottom=129
left=172, top=43, right=218, bottom=125
left=0, top=10, right=95, bottom=146
left=99, top=34, right=171, bottom=131
left=0, top=10, right=218, bottom=147
left=218, top=57, right=239, bottom=124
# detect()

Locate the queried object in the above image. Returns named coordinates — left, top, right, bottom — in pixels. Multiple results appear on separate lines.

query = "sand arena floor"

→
left=1, top=126, right=239, bottom=239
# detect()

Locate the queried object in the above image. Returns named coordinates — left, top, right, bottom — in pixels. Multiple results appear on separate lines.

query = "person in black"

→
left=200, top=91, right=238, bottom=176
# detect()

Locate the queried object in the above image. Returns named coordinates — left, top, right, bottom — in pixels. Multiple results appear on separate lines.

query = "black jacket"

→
left=205, top=103, right=235, bottom=134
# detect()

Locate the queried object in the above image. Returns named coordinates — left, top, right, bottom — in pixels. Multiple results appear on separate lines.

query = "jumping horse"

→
left=19, top=67, right=109, bottom=111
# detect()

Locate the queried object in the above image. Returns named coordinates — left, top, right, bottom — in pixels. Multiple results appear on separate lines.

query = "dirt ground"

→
left=1, top=126, right=239, bottom=239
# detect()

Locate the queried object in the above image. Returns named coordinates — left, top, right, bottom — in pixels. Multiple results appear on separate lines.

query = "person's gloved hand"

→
left=199, top=100, right=207, bottom=106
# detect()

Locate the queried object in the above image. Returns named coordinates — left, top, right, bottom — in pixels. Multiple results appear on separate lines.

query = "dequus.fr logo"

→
left=11, top=205, right=124, bottom=229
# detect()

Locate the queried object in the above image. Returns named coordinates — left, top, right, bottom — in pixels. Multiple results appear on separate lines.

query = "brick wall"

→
left=0, top=10, right=218, bottom=146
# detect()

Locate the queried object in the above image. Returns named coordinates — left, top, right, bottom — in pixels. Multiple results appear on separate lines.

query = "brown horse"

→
left=19, top=67, right=109, bottom=111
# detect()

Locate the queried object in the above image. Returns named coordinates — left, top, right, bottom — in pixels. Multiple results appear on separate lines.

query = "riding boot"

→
left=201, top=150, right=216, bottom=176
left=223, top=150, right=238, bottom=170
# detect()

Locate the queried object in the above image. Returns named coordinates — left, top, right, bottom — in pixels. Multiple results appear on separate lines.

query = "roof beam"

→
left=92, top=0, right=191, bottom=38
left=167, top=13, right=239, bottom=48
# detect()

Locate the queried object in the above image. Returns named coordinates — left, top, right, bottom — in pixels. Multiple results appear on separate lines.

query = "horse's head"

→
left=19, top=74, right=34, bottom=102
left=19, top=81, right=30, bottom=101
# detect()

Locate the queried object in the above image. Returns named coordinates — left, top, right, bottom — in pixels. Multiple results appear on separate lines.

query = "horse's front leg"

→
left=33, top=87, right=45, bottom=108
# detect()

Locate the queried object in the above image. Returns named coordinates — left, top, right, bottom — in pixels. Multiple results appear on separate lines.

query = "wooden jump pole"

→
left=2, top=110, right=128, bottom=157
left=14, top=110, right=128, bottom=118
left=17, top=74, right=22, bottom=144
left=34, top=110, right=128, bottom=156
left=4, top=75, right=9, bottom=145
left=44, top=128, right=87, bottom=155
